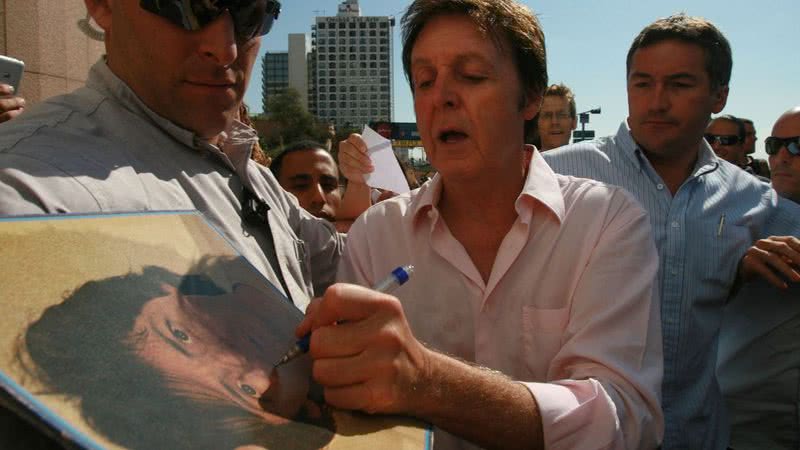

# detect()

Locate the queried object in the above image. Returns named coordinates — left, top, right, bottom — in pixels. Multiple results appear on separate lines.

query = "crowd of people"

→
left=1, top=0, right=799, bottom=449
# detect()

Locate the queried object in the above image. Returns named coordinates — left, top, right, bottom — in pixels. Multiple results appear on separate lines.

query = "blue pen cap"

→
left=392, top=266, right=411, bottom=285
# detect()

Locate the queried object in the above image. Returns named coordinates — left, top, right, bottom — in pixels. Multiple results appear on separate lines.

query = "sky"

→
left=245, top=0, right=800, bottom=160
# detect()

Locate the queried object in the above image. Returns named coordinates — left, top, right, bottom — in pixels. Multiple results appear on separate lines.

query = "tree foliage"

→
left=260, top=88, right=329, bottom=158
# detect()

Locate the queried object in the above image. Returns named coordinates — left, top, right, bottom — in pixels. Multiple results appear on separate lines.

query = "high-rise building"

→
left=261, top=51, right=288, bottom=114
left=310, top=0, right=394, bottom=127
left=261, top=33, right=310, bottom=115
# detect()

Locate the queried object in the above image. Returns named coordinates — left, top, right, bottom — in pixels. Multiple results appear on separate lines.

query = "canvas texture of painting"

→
left=0, top=211, right=432, bottom=450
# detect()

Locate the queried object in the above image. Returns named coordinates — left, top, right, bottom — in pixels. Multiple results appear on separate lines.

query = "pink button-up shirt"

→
left=338, top=151, right=664, bottom=449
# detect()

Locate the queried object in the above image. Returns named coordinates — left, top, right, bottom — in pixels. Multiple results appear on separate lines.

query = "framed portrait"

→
left=0, top=211, right=432, bottom=450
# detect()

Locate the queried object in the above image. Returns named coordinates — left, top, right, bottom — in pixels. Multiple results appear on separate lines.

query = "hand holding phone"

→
left=0, top=55, right=24, bottom=93
left=0, top=55, right=26, bottom=123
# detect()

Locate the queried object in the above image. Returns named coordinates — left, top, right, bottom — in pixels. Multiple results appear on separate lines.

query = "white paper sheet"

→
left=360, top=125, right=411, bottom=194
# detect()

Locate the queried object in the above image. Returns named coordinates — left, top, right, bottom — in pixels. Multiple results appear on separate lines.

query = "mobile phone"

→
left=0, top=55, right=24, bottom=93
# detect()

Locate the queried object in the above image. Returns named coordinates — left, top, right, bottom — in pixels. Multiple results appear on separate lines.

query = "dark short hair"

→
left=626, top=14, right=732, bottom=91
left=740, top=118, right=754, bottom=127
left=543, top=83, right=577, bottom=118
left=401, top=0, right=547, bottom=104
left=270, top=140, right=330, bottom=179
left=710, top=114, right=745, bottom=140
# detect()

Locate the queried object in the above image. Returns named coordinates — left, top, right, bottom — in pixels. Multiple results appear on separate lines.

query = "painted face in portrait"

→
left=131, top=283, right=316, bottom=424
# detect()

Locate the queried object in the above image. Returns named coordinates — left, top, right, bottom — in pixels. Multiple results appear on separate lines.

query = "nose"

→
left=197, top=11, right=238, bottom=67
left=650, top=83, right=670, bottom=112
left=771, top=145, right=792, bottom=166
left=432, top=78, right=459, bottom=110
left=310, top=183, right=326, bottom=207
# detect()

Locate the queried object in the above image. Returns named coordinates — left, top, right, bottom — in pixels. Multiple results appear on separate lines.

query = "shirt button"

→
left=671, top=221, right=679, bottom=228
left=657, top=184, right=665, bottom=190
left=671, top=269, right=678, bottom=276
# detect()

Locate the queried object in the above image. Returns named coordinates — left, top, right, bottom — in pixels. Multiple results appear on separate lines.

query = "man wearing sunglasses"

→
left=741, top=118, right=772, bottom=178
left=0, top=0, right=367, bottom=442
left=705, top=114, right=750, bottom=170
left=717, top=106, right=800, bottom=449
left=765, top=108, right=800, bottom=203
left=0, top=0, right=360, bottom=300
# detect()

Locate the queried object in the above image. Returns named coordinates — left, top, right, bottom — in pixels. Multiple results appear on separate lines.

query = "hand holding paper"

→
left=359, top=125, right=411, bottom=194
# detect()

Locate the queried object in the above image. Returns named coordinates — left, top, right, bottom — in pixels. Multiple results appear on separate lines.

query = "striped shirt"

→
left=543, top=121, right=800, bottom=450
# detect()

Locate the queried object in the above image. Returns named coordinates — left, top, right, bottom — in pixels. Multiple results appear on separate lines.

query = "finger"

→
left=309, top=306, right=405, bottom=359
left=756, top=237, right=800, bottom=264
left=339, top=140, right=373, bottom=174
left=295, top=297, right=324, bottom=337
left=0, top=84, right=14, bottom=96
left=0, top=108, right=23, bottom=124
left=755, top=245, right=800, bottom=279
left=344, top=133, right=368, bottom=154
left=0, top=96, right=25, bottom=111
left=309, top=283, right=401, bottom=330
left=743, top=252, right=791, bottom=289
left=312, top=352, right=371, bottom=387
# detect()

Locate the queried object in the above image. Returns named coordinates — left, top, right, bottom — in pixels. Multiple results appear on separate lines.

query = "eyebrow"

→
left=319, top=174, right=339, bottom=183
left=287, top=174, right=312, bottom=183
left=411, top=52, right=493, bottom=70
left=629, top=72, right=699, bottom=81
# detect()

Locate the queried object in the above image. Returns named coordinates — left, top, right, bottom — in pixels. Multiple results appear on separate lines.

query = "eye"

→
left=171, top=327, right=191, bottom=343
left=415, top=79, right=432, bottom=89
left=322, top=182, right=339, bottom=192
left=290, top=183, right=311, bottom=192
left=239, top=383, right=258, bottom=397
left=463, top=74, right=486, bottom=83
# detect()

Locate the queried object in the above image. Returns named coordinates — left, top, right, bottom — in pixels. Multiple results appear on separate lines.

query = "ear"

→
left=570, top=117, right=578, bottom=131
left=522, top=93, right=542, bottom=121
left=711, top=85, right=729, bottom=114
left=84, top=0, right=113, bottom=33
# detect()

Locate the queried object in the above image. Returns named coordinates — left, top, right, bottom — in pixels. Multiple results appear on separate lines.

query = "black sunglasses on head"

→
left=704, top=134, right=741, bottom=146
left=765, top=136, right=800, bottom=156
left=139, top=0, right=281, bottom=41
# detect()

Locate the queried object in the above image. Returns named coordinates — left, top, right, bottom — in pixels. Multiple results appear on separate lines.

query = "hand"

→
left=738, top=236, right=800, bottom=289
left=295, top=283, right=430, bottom=415
left=338, top=134, right=373, bottom=186
left=0, top=84, right=25, bottom=123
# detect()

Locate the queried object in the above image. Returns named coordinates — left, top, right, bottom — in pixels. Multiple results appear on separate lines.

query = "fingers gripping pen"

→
left=273, top=265, right=415, bottom=367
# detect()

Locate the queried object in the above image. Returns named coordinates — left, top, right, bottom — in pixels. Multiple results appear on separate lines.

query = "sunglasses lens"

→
left=765, top=137, right=800, bottom=156
left=140, top=0, right=280, bottom=39
left=705, top=134, right=740, bottom=146
left=230, top=0, right=280, bottom=40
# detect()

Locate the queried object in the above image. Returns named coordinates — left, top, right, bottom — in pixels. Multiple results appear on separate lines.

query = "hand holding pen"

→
left=289, top=265, right=430, bottom=415
left=275, top=265, right=414, bottom=367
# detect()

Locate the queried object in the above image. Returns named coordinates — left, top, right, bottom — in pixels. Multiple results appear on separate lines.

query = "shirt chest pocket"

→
left=521, top=305, right=570, bottom=380
left=697, top=223, right=752, bottom=296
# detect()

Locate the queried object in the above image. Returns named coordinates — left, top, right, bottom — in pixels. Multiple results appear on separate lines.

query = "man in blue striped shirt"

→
left=543, top=14, right=800, bottom=450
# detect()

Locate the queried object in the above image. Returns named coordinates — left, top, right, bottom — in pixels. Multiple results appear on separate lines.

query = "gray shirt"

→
left=0, top=59, right=343, bottom=310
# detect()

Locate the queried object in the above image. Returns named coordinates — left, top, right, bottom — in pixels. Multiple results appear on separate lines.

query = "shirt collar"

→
left=410, top=147, right=565, bottom=228
left=618, top=119, right=719, bottom=178
left=517, top=147, right=565, bottom=225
